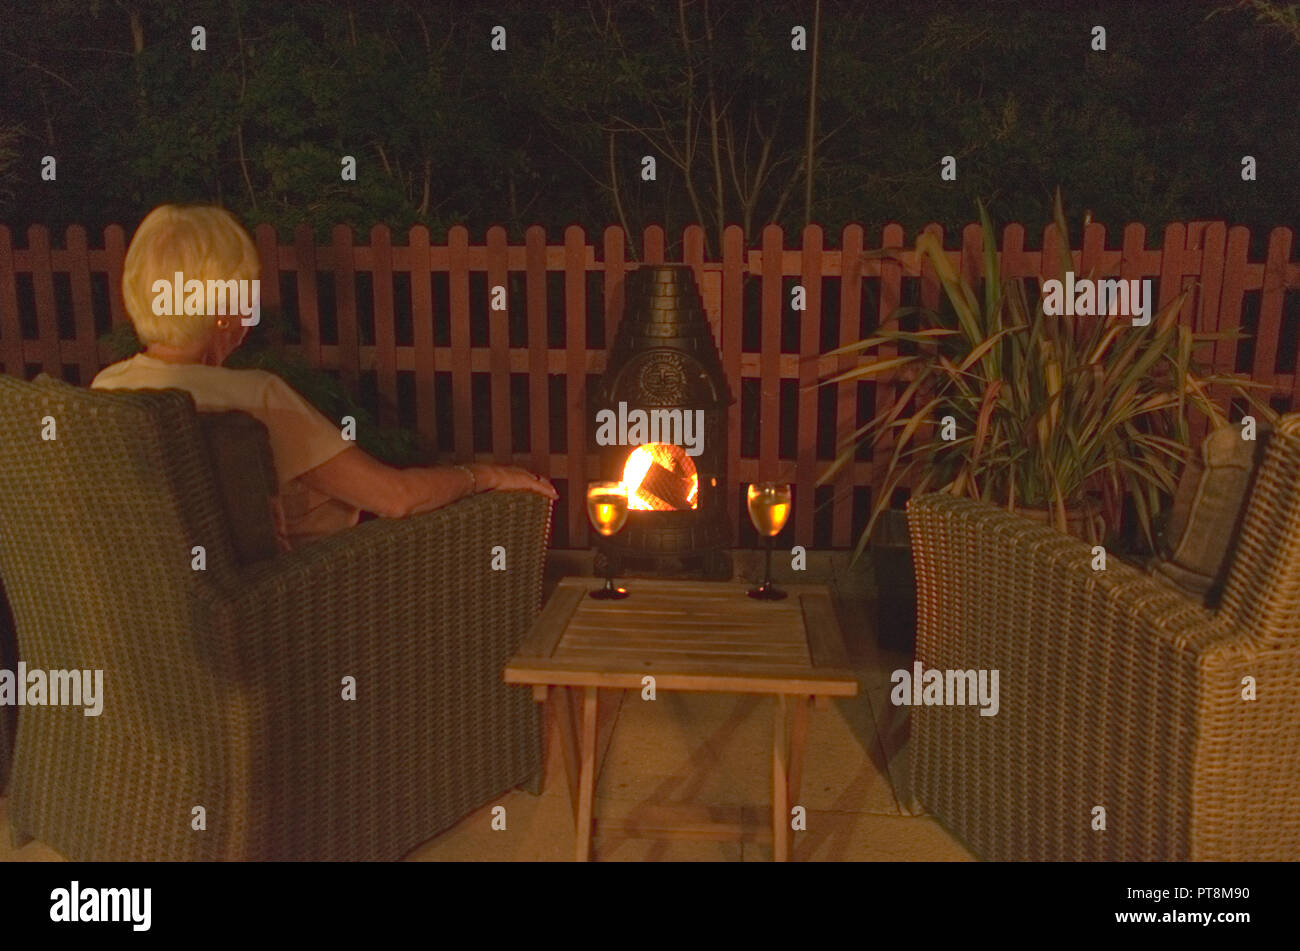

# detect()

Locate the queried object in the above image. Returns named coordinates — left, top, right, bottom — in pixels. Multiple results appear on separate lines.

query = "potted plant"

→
left=817, top=195, right=1270, bottom=646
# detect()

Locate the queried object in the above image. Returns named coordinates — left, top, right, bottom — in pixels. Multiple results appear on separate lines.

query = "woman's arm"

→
left=298, top=447, right=557, bottom=518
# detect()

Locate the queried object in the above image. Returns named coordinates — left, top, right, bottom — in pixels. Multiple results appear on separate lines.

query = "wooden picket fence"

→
left=1, top=221, right=1298, bottom=549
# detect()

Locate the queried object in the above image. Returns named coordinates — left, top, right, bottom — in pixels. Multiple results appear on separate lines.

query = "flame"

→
left=621, top=442, right=700, bottom=511
left=622, top=449, right=655, bottom=505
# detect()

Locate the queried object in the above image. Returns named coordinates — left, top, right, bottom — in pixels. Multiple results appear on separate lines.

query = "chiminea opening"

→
left=623, top=442, right=699, bottom=511
left=593, top=265, right=732, bottom=580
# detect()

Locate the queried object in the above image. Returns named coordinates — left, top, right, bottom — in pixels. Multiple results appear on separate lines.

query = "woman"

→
left=92, top=204, right=556, bottom=548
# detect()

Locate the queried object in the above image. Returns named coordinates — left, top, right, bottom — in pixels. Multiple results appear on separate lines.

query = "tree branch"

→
left=702, top=0, right=725, bottom=252
left=803, top=0, right=822, bottom=227
left=0, top=50, right=81, bottom=91
left=608, top=131, right=639, bottom=259
left=232, top=0, right=258, bottom=210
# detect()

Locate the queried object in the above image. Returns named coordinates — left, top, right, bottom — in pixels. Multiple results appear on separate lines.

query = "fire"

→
left=621, top=442, right=700, bottom=511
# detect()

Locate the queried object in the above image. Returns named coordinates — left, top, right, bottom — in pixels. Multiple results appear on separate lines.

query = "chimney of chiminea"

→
left=592, top=265, right=733, bottom=580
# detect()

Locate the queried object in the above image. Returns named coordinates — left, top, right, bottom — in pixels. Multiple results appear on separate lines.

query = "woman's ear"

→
left=206, top=317, right=245, bottom=364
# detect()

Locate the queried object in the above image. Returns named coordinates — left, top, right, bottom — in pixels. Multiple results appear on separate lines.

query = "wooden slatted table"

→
left=504, top=577, right=858, bottom=861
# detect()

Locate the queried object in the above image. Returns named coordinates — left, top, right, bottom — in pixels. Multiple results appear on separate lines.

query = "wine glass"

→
left=747, top=482, right=792, bottom=600
left=587, top=481, right=630, bottom=599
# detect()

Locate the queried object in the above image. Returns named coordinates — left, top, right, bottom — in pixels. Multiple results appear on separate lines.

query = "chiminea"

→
left=593, top=265, right=732, bottom=580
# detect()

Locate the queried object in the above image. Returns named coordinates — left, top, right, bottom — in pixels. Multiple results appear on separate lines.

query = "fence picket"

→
left=28, top=226, right=61, bottom=376
left=796, top=225, right=823, bottom=544
left=1080, top=221, right=1107, bottom=279
left=447, top=226, right=473, bottom=461
left=1000, top=223, right=1029, bottom=280
left=254, top=223, right=282, bottom=349
left=873, top=223, right=905, bottom=499
left=1197, top=222, right=1227, bottom=338
left=833, top=224, right=864, bottom=548
left=959, top=223, right=982, bottom=289
left=1158, top=223, right=1189, bottom=316
left=486, top=225, right=512, bottom=457
left=1256, top=227, right=1293, bottom=401
left=293, top=224, right=321, bottom=368
left=0, top=227, right=20, bottom=376
left=525, top=226, right=550, bottom=476
left=602, top=226, right=625, bottom=354
left=1216, top=227, right=1251, bottom=383
left=371, top=224, right=398, bottom=428
left=643, top=225, right=664, bottom=265
left=682, top=225, right=712, bottom=343
left=332, top=225, right=359, bottom=392
left=721, top=225, right=745, bottom=536
left=65, top=226, right=96, bottom=384
left=409, top=225, right=436, bottom=449
left=1190, top=221, right=1227, bottom=441
left=103, top=226, right=127, bottom=333
left=564, top=225, right=589, bottom=546
left=759, top=225, right=783, bottom=483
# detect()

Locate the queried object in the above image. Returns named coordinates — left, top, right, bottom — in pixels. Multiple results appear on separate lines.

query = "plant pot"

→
left=1015, top=497, right=1105, bottom=543
left=871, top=509, right=916, bottom=653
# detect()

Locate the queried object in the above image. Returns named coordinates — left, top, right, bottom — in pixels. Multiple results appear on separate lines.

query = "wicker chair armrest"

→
left=905, top=493, right=1229, bottom=655
left=203, top=490, right=552, bottom=685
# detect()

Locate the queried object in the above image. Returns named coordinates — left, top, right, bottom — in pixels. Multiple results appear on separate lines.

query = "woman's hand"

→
left=470, top=464, right=558, bottom=499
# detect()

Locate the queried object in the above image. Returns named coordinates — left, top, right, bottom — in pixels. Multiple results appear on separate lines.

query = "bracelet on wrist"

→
left=453, top=464, right=477, bottom=495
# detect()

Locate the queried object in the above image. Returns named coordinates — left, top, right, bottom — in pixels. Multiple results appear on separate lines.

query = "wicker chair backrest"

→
left=0, top=373, right=241, bottom=710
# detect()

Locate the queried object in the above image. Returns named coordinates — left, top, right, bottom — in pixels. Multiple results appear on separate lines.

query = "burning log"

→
left=623, top=442, right=699, bottom=511
left=632, top=459, right=693, bottom=510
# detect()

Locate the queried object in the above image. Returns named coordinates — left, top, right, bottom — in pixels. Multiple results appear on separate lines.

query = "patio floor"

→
left=0, top=550, right=975, bottom=862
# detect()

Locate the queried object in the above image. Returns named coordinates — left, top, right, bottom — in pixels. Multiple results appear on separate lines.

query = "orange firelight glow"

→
left=621, top=442, right=700, bottom=511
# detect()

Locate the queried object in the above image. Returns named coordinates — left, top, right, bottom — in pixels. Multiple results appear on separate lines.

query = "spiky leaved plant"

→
left=817, top=195, right=1271, bottom=560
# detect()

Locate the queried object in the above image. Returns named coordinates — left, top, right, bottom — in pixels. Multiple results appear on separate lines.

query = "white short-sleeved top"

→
left=91, top=353, right=359, bottom=546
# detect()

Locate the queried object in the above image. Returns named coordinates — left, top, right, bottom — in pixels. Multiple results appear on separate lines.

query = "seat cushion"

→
left=1151, top=423, right=1269, bottom=603
left=195, top=411, right=282, bottom=564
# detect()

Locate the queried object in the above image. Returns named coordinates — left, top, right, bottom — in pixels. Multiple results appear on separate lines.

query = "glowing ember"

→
left=621, top=442, right=700, bottom=511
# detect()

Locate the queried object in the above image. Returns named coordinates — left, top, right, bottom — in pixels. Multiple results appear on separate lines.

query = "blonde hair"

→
left=122, top=204, right=260, bottom=346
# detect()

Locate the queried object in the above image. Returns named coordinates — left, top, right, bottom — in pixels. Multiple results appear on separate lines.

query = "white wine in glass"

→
left=586, top=481, right=630, bottom=599
left=587, top=486, right=630, bottom=537
left=747, top=482, right=792, bottom=599
left=747, top=483, right=792, bottom=537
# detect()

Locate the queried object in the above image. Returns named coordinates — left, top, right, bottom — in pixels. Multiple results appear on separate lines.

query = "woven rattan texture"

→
left=906, top=415, right=1300, bottom=861
left=0, top=374, right=550, bottom=860
left=0, top=572, right=15, bottom=795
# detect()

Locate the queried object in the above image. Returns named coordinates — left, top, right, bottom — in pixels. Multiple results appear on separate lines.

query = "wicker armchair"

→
left=0, top=373, right=551, bottom=860
left=0, top=573, right=15, bottom=797
left=906, top=414, right=1300, bottom=862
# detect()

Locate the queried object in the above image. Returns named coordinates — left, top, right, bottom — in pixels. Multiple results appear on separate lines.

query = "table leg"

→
left=788, top=695, right=811, bottom=808
left=551, top=687, right=581, bottom=816
left=772, top=694, right=789, bottom=862
left=772, top=694, right=814, bottom=861
left=575, top=686, right=599, bottom=862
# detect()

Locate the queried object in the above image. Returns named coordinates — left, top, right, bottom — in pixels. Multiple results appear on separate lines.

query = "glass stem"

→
left=764, top=537, right=774, bottom=588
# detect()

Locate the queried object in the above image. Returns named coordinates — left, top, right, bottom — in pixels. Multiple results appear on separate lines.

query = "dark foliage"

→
left=2, top=0, right=1298, bottom=254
